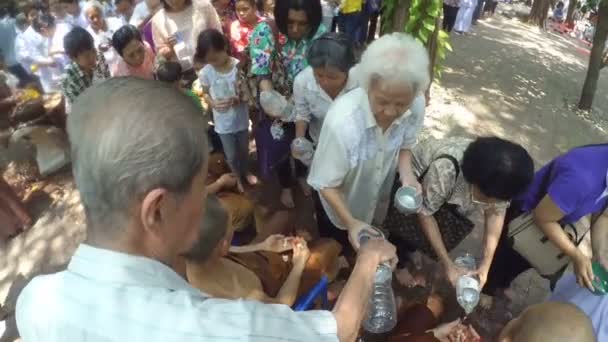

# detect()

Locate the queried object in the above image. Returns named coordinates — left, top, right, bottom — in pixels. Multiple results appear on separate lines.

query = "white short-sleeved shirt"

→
left=16, top=244, right=338, bottom=342
left=199, top=59, right=249, bottom=134
left=308, top=87, right=425, bottom=229
left=293, top=66, right=358, bottom=144
left=550, top=273, right=608, bottom=341
left=86, top=17, right=125, bottom=69
left=16, top=26, right=61, bottom=92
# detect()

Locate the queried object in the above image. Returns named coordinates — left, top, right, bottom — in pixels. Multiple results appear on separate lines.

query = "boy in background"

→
left=61, top=26, right=110, bottom=110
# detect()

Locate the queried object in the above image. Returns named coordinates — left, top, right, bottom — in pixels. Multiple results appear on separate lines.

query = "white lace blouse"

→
left=307, top=87, right=425, bottom=229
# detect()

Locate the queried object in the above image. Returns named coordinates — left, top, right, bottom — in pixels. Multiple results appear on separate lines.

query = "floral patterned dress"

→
left=247, top=22, right=326, bottom=183
left=249, top=22, right=326, bottom=86
left=229, top=16, right=264, bottom=62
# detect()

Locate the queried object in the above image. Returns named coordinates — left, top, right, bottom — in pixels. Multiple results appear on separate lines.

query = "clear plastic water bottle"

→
left=455, top=253, right=480, bottom=315
left=260, top=90, right=293, bottom=119
left=292, top=138, right=314, bottom=166
left=359, top=229, right=397, bottom=334
left=211, top=78, right=234, bottom=101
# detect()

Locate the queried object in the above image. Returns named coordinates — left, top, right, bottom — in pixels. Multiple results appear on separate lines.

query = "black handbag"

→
left=384, top=154, right=475, bottom=261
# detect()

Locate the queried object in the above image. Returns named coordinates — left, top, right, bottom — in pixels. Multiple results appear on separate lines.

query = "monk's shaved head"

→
left=499, top=302, right=595, bottom=342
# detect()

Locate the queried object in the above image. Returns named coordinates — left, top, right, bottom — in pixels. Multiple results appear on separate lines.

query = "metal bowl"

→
left=394, top=185, right=422, bottom=215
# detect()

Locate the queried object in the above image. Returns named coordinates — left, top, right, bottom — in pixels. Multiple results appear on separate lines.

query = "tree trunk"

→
left=390, top=0, right=412, bottom=33
left=566, top=0, right=577, bottom=25
left=528, top=0, right=542, bottom=20
left=529, top=0, right=550, bottom=28
left=425, top=16, right=441, bottom=102
left=538, top=0, right=551, bottom=28
left=578, top=0, right=608, bottom=110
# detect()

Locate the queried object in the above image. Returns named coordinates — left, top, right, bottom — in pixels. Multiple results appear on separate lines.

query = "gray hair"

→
left=82, top=0, right=104, bottom=15
left=182, top=194, right=228, bottom=262
left=356, top=32, right=430, bottom=94
left=67, top=78, right=208, bottom=237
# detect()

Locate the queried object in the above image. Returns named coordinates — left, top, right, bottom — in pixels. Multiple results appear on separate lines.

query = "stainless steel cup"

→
left=394, top=185, right=422, bottom=214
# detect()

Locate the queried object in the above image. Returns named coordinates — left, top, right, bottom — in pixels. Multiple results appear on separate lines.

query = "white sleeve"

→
left=293, top=74, right=312, bottom=122
left=307, top=117, right=350, bottom=190
left=194, top=298, right=339, bottom=342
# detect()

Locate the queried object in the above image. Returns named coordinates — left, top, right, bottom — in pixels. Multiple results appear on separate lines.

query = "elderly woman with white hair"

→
left=84, top=0, right=125, bottom=68
left=307, top=32, right=429, bottom=253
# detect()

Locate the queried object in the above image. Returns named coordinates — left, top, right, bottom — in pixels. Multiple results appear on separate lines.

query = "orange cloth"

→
left=186, top=238, right=342, bottom=302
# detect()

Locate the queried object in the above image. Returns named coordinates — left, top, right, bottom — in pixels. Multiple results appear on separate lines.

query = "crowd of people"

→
left=0, top=0, right=607, bottom=341
left=442, top=0, right=498, bottom=34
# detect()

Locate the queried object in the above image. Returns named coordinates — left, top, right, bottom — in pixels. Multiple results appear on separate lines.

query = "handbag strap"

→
left=419, top=154, right=461, bottom=198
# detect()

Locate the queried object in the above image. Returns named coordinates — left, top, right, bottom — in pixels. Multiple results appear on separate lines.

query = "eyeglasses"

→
left=470, top=184, right=509, bottom=208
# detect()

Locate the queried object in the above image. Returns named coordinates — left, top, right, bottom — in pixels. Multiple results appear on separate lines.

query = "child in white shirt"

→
left=195, top=28, right=257, bottom=193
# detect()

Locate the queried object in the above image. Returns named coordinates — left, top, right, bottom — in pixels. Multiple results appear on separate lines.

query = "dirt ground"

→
left=2, top=3, right=608, bottom=340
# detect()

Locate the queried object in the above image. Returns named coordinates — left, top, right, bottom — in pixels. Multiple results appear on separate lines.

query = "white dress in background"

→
left=454, top=0, right=478, bottom=33
left=16, top=26, right=61, bottom=92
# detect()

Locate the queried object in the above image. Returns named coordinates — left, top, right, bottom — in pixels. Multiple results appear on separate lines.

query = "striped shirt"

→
left=16, top=244, right=338, bottom=342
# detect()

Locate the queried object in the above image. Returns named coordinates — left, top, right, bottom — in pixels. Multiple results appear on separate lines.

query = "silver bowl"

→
left=394, top=185, right=422, bottom=214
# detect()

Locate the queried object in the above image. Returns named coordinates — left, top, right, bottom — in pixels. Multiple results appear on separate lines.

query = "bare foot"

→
left=246, top=173, right=258, bottom=185
left=297, top=178, right=312, bottom=197
left=280, top=188, right=295, bottom=209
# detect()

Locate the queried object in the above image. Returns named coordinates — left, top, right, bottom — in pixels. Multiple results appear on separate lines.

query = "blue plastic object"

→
left=293, top=276, right=329, bottom=311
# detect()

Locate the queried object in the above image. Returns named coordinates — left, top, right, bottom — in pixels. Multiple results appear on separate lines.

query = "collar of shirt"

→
left=304, top=68, right=358, bottom=103
left=68, top=244, right=203, bottom=296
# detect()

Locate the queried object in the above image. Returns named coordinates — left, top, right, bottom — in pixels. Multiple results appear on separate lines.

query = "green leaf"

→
left=409, top=6, right=421, bottom=19
left=438, top=49, right=446, bottom=60
left=405, top=20, right=417, bottom=33
left=426, top=6, right=441, bottom=17
left=423, top=18, right=436, bottom=31
left=418, top=29, right=429, bottom=43
left=438, top=30, right=449, bottom=40
left=444, top=40, right=453, bottom=52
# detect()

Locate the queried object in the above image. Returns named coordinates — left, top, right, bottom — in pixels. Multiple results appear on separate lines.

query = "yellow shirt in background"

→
left=341, top=0, right=363, bottom=14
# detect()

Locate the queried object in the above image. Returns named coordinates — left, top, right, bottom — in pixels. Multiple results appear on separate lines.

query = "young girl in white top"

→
left=196, top=28, right=257, bottom=192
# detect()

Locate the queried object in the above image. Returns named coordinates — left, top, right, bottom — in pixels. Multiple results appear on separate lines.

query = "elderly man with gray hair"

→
left=15, top=78, right=397, bottom=342
left=308, top=32, right=430, bottom=253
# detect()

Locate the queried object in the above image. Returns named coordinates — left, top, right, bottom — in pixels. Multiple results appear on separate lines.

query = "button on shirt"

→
left=16, top=244, right=338, bottom=342
left=293, top=66, right=359, bottom=144
left=308, top=87, right=425, bottom=229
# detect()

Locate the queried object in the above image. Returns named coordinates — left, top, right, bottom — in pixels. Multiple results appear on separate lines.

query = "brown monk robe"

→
left=389, top=293, right=481, bottom=342
left=388, top=294, right=445, bottom=342
left=0, top=177, right=32, bottom=241
left=181, top=195, right=342, bottom=305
